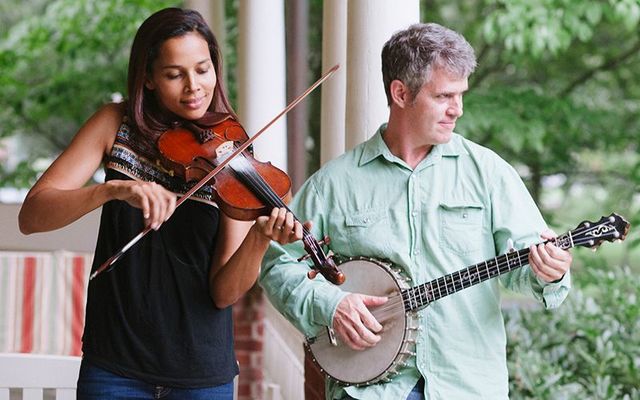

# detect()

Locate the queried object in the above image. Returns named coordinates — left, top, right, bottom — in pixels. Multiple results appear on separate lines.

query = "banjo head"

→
left=307, top=257, right=415, bottom=386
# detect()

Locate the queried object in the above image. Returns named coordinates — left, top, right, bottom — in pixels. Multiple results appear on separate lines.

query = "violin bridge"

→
left=215, top=141, right=235, bottom=159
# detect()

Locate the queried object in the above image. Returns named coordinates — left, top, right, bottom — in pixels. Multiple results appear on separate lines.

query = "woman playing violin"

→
left=18, top=7, right=301, bottom=399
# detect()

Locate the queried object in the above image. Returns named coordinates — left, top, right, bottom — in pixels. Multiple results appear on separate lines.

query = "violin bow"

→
left=90, top=64, right=340, bottom=281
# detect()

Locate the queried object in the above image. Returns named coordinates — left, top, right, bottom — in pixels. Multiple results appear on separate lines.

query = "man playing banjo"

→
left=259, top=23, right=572, bottom=400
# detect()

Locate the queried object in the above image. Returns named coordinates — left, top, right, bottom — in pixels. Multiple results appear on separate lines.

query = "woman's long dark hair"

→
left=126, top=8, right=236, bottom=150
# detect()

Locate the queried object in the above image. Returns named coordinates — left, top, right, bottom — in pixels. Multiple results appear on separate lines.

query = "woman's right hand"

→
left=107, top=180, right=177, bottom=230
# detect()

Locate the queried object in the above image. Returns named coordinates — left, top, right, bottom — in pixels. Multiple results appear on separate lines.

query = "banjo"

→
left=306, top=213, right=630, bottom=386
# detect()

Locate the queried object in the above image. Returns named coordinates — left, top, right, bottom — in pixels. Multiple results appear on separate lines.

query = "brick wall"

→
left=233, top=285, right=265, bottom=400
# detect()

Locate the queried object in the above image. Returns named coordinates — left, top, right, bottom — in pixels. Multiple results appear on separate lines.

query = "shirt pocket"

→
left=439, top=201, right=485, bottom=256
left=343, top=208, right=391, bottom=257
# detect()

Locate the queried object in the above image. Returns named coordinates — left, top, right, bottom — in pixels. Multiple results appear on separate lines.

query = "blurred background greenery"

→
left=1, top=0, right=638, bottom=398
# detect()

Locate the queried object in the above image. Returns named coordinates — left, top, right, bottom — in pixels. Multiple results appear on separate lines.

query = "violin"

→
left=90, top=65, right=344, bottom=285
left=157, top=115, right=292, bottom=221
left=156, top=115, right=344, bottom=285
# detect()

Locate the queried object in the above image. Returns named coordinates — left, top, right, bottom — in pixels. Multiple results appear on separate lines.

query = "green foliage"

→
left=0, top=0, right=49, bottom=38
left=481, top=0, right=640, bottom=57
left=0, top=0, right=178, bottom=185
left=506, top=265, right=640, bottom=399
left=0, top=160, right=39, bottom=189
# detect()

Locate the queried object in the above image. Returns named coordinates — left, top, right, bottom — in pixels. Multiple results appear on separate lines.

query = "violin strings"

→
left=230, top=154, right=320, bottom=248
left=231, top=156, right=305, bottom=228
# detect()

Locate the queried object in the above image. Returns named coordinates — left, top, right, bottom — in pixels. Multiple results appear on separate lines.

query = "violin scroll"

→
left=307, top=260, right=346, bottom=285
left=300, top=235, right=345, bottom=285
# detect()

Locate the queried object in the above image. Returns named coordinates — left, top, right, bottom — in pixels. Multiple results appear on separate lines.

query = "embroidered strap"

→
left=106, top=122, right=217, bottom=206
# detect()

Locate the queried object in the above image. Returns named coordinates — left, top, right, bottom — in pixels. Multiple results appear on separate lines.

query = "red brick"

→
left=238, top=383, right=251, bottom=396
left=236, top=341, right=263, bottom=352
left=235, top=352, right=250, bottom=367
left=232, top=287, right=266, bottom=400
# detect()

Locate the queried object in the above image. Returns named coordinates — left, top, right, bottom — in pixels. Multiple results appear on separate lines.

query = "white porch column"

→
left=345, top=0, right=420, bottom=150
left=238, top=0, right=288, bottom=171
left=185, top=1, right=227, bottom=82
left=320, top=0, right=348, bottom=165
left=184, top=0, right=225, bottom=43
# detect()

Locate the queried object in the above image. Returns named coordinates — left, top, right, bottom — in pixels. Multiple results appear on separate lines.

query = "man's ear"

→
left=389, top=80, right=409, bottom=108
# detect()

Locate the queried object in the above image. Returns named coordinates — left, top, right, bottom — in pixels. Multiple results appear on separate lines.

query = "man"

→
left=259, top=23, right=572, bottom=399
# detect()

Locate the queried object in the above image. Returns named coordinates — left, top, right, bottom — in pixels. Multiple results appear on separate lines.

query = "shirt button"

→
left=462, top=212, right=468, bottom=219
left=411, top=211, right=418, bottom=217
left=414, top=250, right=420, bottom=255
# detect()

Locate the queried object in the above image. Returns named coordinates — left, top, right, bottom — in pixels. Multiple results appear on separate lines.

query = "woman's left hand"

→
left=254, top=207, right=308, bottom=245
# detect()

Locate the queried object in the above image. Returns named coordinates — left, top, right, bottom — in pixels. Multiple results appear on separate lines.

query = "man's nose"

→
left=447, top=96, right=463, bottom=117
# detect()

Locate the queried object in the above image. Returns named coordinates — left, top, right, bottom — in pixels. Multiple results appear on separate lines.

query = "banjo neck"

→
left=401, top=213, right=628, bottom=312
left=401, top=245, right=535, bottom=312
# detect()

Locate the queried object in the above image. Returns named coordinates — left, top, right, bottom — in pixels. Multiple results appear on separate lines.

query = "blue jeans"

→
left=406, top=380, right=425, bottom=400
left=77, top=360, right=235, bottom=400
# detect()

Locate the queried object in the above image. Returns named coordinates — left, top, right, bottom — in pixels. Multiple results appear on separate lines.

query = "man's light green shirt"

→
left=260, top=126, right=570, bottom=400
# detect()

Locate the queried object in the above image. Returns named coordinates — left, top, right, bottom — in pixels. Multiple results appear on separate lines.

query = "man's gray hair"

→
left=381, top=23, right=477, bottom=105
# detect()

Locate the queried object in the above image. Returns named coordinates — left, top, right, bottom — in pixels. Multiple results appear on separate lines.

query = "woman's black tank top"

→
left=82, top=123, right=238, bottom=388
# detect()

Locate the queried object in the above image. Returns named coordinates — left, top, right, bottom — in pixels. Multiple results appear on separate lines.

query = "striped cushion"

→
left=0, top=251, right=92, bottom=356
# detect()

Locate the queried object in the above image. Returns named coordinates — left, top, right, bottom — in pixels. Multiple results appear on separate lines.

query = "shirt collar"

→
left=359, top=123, right=464, bottom=168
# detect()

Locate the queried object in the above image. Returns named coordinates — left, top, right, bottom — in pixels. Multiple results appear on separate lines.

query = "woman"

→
left=18, top=7, right=302, bottom=399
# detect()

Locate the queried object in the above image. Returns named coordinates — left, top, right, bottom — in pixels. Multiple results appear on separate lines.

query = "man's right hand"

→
left=332, top=293, right=388, bottom=350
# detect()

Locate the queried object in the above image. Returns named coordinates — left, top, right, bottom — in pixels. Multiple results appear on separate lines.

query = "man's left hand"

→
left=528, top=229, right=572, bottom=283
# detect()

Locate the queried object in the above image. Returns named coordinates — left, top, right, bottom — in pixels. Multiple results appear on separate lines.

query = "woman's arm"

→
left=209, top=207, right=304, bottom=308
left=19, top=103, right=176, bottom=234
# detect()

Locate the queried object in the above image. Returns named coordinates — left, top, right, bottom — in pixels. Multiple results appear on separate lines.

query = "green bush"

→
left=506, top=266, right=640, bottom=399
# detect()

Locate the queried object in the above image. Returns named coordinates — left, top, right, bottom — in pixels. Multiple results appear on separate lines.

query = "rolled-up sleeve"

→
left=531, top=272, right=571, bottom=309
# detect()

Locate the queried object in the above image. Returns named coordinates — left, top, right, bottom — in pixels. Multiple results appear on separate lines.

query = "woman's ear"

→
left=389, top=80, right=409, bottom=108
left=145, top=77, right=155, bottom=90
